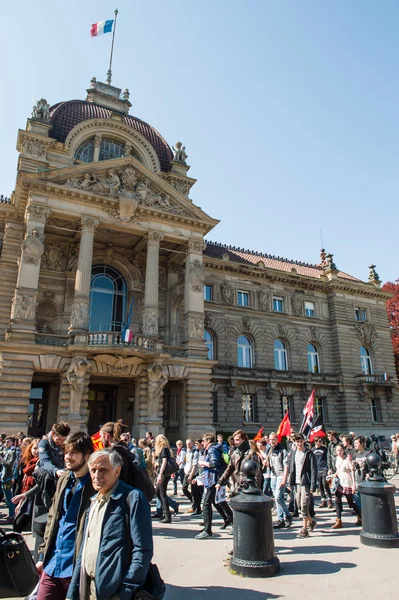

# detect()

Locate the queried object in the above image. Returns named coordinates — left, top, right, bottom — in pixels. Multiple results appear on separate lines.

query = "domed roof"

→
left=49, top=99, right=173, bottom=172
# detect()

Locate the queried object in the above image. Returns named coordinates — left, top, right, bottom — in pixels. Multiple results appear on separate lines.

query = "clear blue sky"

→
left=1, top=1, right=398, bottom=282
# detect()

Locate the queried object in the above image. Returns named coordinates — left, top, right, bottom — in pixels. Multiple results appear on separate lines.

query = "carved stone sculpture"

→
left=65, top=356, right=92, bottom=417
left=91, top=170, right=121, bottom=198
left=21, top=229, right=45, bottom=266
left=187, top=240, right=206, bottom=254
left=147, top=363, right=168, bottom=418
left=204, top=312, right=212, bottom=329
left=11, top=288, right=37, bottom=321
left=143, top=309, right=158, bottom=337
left=42, top=244, right=66, bottom=270
left=258, top=290, right=270, bottom=311
left=172, top=142, right=188, bottom=164
left=21, top=139, right=47, bottom=159
left=70, top=296, right=90, bottom=330
left=368, top=264, right=381, bottom=284
left=221, top=283, right=234, bottom=306
left=189, top=260, right=204, bottom=293
left=31, top=98, right=51, bottom=123
left=243, top=317, right=252, bottom=333
left=354, top=322, right=376, bottom=346
left=291, top=295, right=304, bottom=317
left=25, top=205, right=51, bottom=223
left=185, top=312, right=204, bottom=339
left=93, top=354, right=142, bottom=374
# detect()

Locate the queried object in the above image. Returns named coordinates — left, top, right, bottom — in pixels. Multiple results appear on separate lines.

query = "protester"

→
left=38, top=422, right=71, bottom=478
left=267, top=432, right=292, bottom=529
left=342, top=435, right=355, bottom=460
left=327, top=430, right=340, bottom=474
left=289, top=433, right=317, bottom=539
left=216, top=430, right=261, bottom=493
left=66, top=449, right=153, bottom=600
left=182, top=439, right=201, bottom=514
left=331, top=444, right=362, bottom=529
left=173, top=440, right=186, bottom=495
left=0, top=437, right=17, bottom=524
left=12, top=436, right=33, bottom=496
left=11, top=438, right=40, bottom=531
left=311, top=437, right=333, bottom=508
left=154, top=434, right=175, bottom=523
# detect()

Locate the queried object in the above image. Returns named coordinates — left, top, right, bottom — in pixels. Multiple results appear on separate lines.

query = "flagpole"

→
left=106, top=8, right=119, bottom=85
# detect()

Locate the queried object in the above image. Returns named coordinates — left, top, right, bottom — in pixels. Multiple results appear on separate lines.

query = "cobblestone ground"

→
left=2, top=476, right=399, bottom=600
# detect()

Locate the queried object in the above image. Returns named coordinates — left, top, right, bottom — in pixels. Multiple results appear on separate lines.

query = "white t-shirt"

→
left=295, top=450, right=306, bottom=484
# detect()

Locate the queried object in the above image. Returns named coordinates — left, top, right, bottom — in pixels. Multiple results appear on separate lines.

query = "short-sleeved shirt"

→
left=295, top=450, right=306, bottom=484
left=156, top=447, right=171, bottom=473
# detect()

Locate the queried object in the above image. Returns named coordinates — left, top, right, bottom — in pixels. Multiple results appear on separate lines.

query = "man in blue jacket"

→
left=67, top=448, right=153, bottom=600
left=39, top=422, right=71, bottom=478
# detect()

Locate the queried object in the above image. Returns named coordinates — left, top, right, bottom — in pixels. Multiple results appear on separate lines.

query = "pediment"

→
left=30, top=157, right=218, bottom=228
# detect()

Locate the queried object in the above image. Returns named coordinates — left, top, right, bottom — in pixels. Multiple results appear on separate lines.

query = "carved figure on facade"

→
left=172, top=142, right=188, bottom=164
left=291, top=294, right=304, bottom=317
left=65, top=280, right=75, bottom=307
left=170, top=180, right=191, bottom=196
left=310, top=326, right=318, bottom=341
left=31, top=98, right=51, bottom=123
left=278, top=323, right=288, bottom=338
left=70, top=296, right=90, bottom=330
left=92, top=354, right=142, bottom=374
left=221, top=283, right=234, bottom=306
left=243, top=317, right=252, bottom=333
left=354, top=322, right=376, bottom=346
left=204, top=312, right=212, bottom=329
left=257, top=290, right=270, bottom=312
left=20, top=139, right=47, bottom=159
left=36, top=300, right=58, bottom=333
left=21, top=229, right=45, bottom=266
left=143, top=309, right=158, bottom=337
left=11, top=288, right=37, bottom=321
left=147, top=363, right=168, bottom=417
left=185, top=312, right=204, bottom=339
left=25, top=205, right=51, bottom=224
left=189, top=259, right=204, bottom=293
left=42, top=244, right=66, bottom=270
left=66, top=357, right=91, bottom=393
left=324, top=253, right=337, bottom=272
left=91, top=170, right=121, bottom=198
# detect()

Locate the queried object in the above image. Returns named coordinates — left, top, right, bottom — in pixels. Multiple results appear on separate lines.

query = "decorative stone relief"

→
left=11, top=288, right=37, bottom=321
left=185, top=312, right=204, bottom=339
left=187, top=240, right=206, bottom=254
left=92, top=354, right=143, bottom=375
left=70, top=296, right=90, bottom=330
left=221, top=283, right=234, bottom=306
left=147, top=363, right=168, bottom=418
left=21, top=229, right=44, bottom=265
left=42, top=244, right=66, bottom=270
left=257, top=290, right=270, bottom=311
left=31, top=98, right=51, bottom=123
left=36, top=300, right=58, bottom=332
left=189, top=259, right=204, bottom=293
left=243, top=317, right=252, bottom=333
left=65, top=356, right=92, bottom=416
left=354, top=322, right=376, bottom=346
left=25, top=205, right=51, bottom=224
left=278, top=323, right=288, bottom=338
left=159, top=265, right=166, bottom=287
left=170, top=180, right=191, bottom=196
left=204, top=312, right=212, bottom=329
left=143, top=308, right=158, bottom=337
left=291, top=295, right=304, bottom=317
left=146, top=231, right=163, bottom=247
left=65, top=280, right=75, bottom=306
left=20, top=139, right=47, bottom=159
left=67, top=243, right=79, bottom=271
left=172, top=142, right=188, bottom=164
left=81, top=216, right=99, bottom=234
left=310, top=326, right=318, bottom=340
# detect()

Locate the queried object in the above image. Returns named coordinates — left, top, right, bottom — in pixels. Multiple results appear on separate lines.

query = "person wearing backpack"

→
left=194, top=433, right=233, bottom=540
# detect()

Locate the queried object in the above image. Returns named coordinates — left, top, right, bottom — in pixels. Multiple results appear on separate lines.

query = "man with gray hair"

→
left=67, top=449, right=153, bottom=600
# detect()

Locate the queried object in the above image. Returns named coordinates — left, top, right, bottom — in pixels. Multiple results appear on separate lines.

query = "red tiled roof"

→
left=204, top=241, right=361, bottom=282
left=49, top=100, right=173, bottom=172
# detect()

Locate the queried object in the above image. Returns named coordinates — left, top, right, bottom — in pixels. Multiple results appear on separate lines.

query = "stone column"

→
left=8, top=204, right=51, bottom=339
left=143, top=231, right=163, bottom=337
left=183, top=239, right=207, bottom=357
left=93, top=134, right=102, bottom=162
left=69, top=216, right=99, bottom=336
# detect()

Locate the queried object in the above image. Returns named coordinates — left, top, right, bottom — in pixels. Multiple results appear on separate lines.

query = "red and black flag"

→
left=309, top=412, right=327, bottom=442
left=299, top=388, right=316, bottom=439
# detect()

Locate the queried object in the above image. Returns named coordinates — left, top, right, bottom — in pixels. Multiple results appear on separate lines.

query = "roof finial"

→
left=368, top=264, right=381, bottom=286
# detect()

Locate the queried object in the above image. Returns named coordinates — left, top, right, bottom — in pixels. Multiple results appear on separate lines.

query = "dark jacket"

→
left=203, top=443, right=223, bottom=488
left=67, top=480, right=153, bottom=600
left=217, top=440, right=261, bottom=488
left=327, top=439, right=340, bottom=471
left=289, top=448, right=317, bottom=492
left=38, top=433, right=65, bottom=477
left=38, top=470, right=95, bottom=564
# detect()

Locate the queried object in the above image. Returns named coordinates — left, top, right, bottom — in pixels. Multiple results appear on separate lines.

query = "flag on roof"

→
left=91, top=20, right=114, bottom=37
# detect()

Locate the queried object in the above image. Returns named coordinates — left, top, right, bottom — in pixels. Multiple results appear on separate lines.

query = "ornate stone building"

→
left=0, top=78, right=397, bottom=441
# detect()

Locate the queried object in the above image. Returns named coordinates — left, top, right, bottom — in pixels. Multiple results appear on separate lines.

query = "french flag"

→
left=90, top=20, right=114, bottom=37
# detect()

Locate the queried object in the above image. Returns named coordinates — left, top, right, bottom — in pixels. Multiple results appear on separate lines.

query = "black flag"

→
left=309, top=412, right=327, bottom=442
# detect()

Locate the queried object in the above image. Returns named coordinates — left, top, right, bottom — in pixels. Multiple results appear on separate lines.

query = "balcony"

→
left=87, top=332, right=157, bottom=351
left=35, top=334, right=70, bottom=347
left=355, top=373, right=391, bottom=385
left=212, top=365, right=342, bottom=385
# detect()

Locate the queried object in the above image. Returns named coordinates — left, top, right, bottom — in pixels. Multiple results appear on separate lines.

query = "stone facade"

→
left=0, top=81, right=397, bottom=442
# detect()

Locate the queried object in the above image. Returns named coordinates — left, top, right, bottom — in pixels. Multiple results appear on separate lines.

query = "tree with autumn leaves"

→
left=382, top=280, right=399, bottom=378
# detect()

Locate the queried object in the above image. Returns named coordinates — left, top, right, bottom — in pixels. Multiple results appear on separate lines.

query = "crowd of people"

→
left=0, top=422, right=397, bottom=599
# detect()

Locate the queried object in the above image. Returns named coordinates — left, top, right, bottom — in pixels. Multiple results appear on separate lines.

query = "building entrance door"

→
left=28, top=384, right=49, bottom=437
left=163, top=382, right=183, bottom=442
left=87, top=385, right=117, bottom=435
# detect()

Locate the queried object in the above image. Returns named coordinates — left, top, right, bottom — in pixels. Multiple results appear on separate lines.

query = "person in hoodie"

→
left=194, top=433, right=233, bottom=539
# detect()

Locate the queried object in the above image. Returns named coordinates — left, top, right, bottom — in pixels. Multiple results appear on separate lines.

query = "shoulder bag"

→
left=0, top=527, right=39, bottom=598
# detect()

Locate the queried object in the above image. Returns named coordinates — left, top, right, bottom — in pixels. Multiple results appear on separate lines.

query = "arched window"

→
left=204, top=330, right=214, bottom=360
left=274, top=339, right=288, bottom=371
left=75, top=138, right=94, bottom=163
left=308, top=343, right=320, bottom=373
left=238, top=335, right=253, bottom=368
left=360, top=346, right=373, bottom=375
left=89, top=265, right=127, bottom=332
left=99, top=138, right=125, bottom=161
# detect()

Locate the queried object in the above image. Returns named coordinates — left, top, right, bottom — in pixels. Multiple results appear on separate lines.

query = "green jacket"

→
left=38, top=470, right=94, bottom=564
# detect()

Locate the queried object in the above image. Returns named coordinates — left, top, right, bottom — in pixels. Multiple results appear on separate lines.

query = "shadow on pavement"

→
left=153, top=526, right=231, bottom=540
left=164, top=585, right=281, bottom=599
left=277, top=545, right=357, bottom=555
left=281, top=560, right=356, bottom=576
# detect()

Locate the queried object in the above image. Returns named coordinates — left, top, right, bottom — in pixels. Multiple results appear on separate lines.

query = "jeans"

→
left=155, top=495, right=178, bottom=515
left=318, top=470, right=332, bottom=500
left=335, top=490, right=361, bottom=520
left=182, top=474, right=193, bottom=504
left=203, top=485, right=233, bottom=535
left=270, top=476, right=290, bottom=521
left=173, top=468, right=185, bottom=493
left=3, top=480, right=15, bottom=517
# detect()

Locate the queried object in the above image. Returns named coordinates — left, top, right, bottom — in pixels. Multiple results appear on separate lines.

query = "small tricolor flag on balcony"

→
left=124, top=329, right=133, bottom=343
left=90, top=20, right=114, bottom=37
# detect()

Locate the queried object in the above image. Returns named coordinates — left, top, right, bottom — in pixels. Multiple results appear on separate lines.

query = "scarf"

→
left=237, top=440, right=250, bottom=456
left=22, top=457, right=39, bottom=493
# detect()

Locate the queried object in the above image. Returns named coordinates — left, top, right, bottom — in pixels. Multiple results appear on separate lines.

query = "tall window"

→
left=308, top=343, right=320, bottom=373
left=273, top=296, right=284, bottom=312
left=204, top=330, right=214, bottom=360
left=274, top=339, right=288, bottom=370
left=89, top=265, right=127, bottom=332
left=370, top=398, right=381, bottom=423
left=238, top=290, right=250, bottom=306
left=204, top=284, right=213, bottom=301
left=314, top=396, right=325, bottom=420
left=242, top=394, right=257, bottom=422
left=355, top=308, right=367, bottom=322
left=99, top=138, right=125, bottom=161
left=281, top=395, right=293, bottom=419
left=305, top=301, right=315, bottom=317
left=238, top=335, right=253, bottom=368
left=360, top=346, right=373, bottom=375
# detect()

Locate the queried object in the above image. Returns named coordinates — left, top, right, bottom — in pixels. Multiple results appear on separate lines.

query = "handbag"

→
left=163, top=457, right=179, bottom=477
left=0, top=527, right=39, bottom=598
left=134, top=563, right=166, bottom=600
left=13, top=496, right=33, bottom=533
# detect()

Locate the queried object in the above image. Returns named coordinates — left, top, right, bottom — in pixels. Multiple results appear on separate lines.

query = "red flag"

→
left=300, top=388, right=316, bottom=439
left=277, top=412, right=291, bottom=443
left=254, top=426, right=265, bottom=442
left=309, top=413, right=327, bottom=442
left=91, top=431, right=103, bottom=451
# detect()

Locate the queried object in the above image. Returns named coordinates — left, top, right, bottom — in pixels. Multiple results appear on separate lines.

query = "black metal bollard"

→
left=359, top=452, right=399, bottom=548
left=230, top=460, right=280, bottom=577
